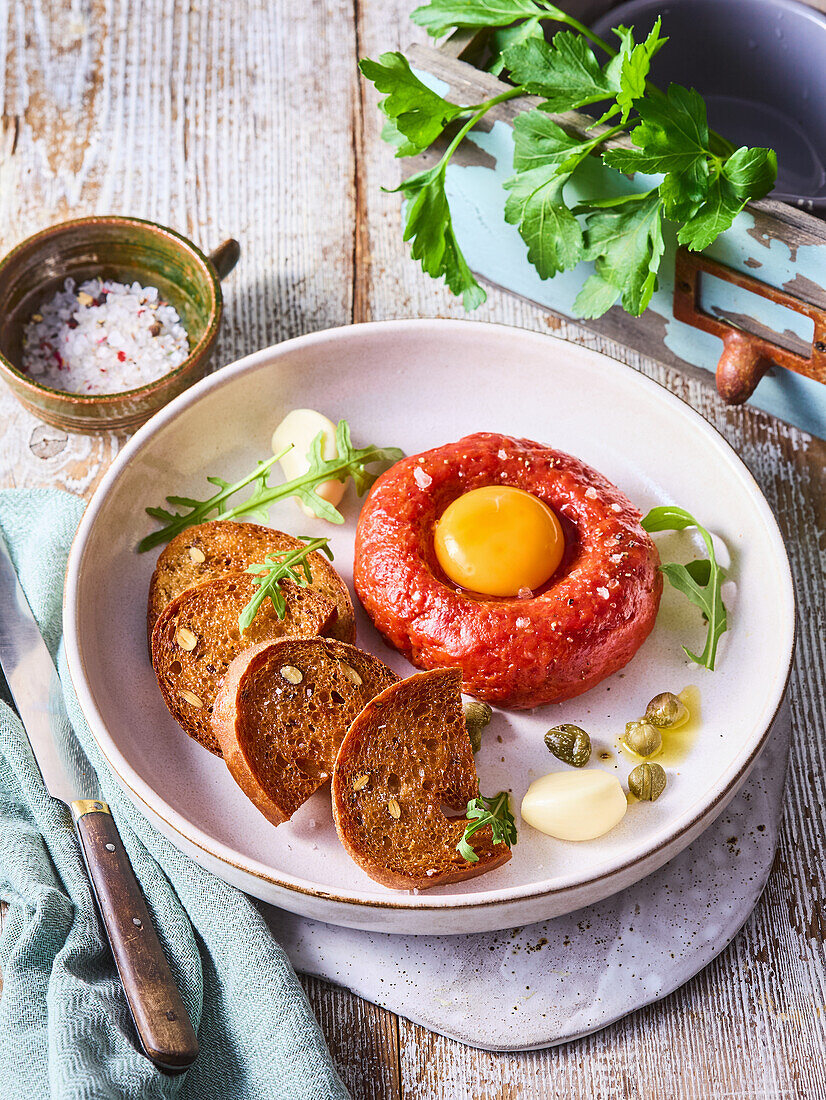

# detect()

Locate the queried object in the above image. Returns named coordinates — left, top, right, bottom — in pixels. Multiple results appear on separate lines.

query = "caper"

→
left=463, top=698, right=492, bottom=754
left=544, top=724, right=591, bottom=768
left=622, top=720, right=662, bottom=758
left=628, top=761, right=667, bottom=802
left=644, top=691, right=689, bottom=729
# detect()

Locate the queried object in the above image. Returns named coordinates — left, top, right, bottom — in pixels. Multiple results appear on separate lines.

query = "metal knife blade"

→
left=0, top=529, right=80, bottom=804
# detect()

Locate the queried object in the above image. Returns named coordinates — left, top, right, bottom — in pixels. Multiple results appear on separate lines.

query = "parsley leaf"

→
left=412, top=0, right=563, bottom=38
left=487, top=16, right=545, bottom=75
left=612, top=19, right=667, bottom=122
left=722, top=145, right=777, bottom=200
left=139, top=420, right=404, bottom=551
left=368, top=8, right=777, bottom=320
left=676, top=174, right=745, bottom=251
left=457, top=790, right=518, bottom=863
left=641, top=506, right=728, bottom=670
left=573, top=190, right=664, bottom=317
left=239, top=537, right=333, bottom=633
left=394, top=163, right=487, bottom=308
left=504, top=171, right=583, bottom=277
left=509, top=108, right=593, bottom=175
left=676, top=146, right=775, bottom=250
left=503, top=31, right=616, bottom=112
left=503, top=111, right=591, bottom=277
left=603, top=82, right=711, bottom=221
left=359, top=53, right=464, bottom=157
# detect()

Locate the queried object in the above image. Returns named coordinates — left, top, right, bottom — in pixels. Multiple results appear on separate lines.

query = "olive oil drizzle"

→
left=618, top=685, right=701, bottom=768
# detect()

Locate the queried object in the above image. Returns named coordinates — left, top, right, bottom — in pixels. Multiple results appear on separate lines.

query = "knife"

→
left=0, top=532, right=198, bottom=1072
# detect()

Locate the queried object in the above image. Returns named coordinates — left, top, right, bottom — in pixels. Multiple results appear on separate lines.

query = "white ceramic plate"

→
left=64, top=320, right=794, bottom=934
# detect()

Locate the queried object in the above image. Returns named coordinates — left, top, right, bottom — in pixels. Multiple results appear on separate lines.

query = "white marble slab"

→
left=265, top=700, right=789, bottom=1051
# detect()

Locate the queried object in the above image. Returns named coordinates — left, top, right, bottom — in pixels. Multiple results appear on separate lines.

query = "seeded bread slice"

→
left=151, top=573, right=337, bottom=755
left=147, top=520, right=355, bottom=644
left=212, top=638, right=399, bottom=826
left=331, top=668, right=512, bottom=890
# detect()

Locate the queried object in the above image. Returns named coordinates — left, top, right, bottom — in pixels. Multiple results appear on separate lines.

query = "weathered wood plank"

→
left=0, top=0, right=360, bottom=493
left=302, top=976, right=402, bottom=1100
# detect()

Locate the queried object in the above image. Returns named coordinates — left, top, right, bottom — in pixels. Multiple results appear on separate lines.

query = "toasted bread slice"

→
left=212, top=638, right=399, bottom=826
left=331, top=668, right=512, bottom=890
left=147, top=520, right=355, bottom=643
left=151, top=573, right=336, bottom=755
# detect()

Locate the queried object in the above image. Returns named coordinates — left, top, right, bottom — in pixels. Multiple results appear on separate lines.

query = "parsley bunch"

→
left=642, top=506, right=728, bottom=670
left=361, top=0, right=777, bottom=318
left=457, top=789, right=518, bottom=862
left=138, top=420, right=404, bottom=552
left=239, top=536, right=333, bottom=633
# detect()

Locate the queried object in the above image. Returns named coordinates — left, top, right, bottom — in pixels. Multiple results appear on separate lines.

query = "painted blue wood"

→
left=429, top=107, right=826, bottom=437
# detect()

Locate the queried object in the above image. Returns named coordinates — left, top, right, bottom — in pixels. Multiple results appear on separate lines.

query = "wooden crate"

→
left=403, top=2, right=826, bottom=437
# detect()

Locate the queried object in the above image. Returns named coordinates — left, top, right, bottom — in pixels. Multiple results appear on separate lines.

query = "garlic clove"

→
left=272, top=408, right=346, bottom=518
left=521, top=769, right=627, bottom=841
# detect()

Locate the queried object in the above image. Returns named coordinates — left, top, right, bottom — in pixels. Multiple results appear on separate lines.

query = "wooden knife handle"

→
left=72, top=800, right=199, bottom=1071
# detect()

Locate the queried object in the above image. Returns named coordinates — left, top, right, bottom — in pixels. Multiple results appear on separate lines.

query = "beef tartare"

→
left=354, top=432, right=662, bottom=709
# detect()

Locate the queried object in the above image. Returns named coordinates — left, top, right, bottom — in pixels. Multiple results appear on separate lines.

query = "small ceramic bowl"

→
left=0, top=216, right=240, bottom=433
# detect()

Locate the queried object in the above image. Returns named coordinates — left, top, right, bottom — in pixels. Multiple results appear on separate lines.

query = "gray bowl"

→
left=592, top=0, right=826, bottom=209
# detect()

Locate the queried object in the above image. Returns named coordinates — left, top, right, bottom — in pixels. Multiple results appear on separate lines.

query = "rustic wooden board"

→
left=1, top=2, right=825, bottom=1097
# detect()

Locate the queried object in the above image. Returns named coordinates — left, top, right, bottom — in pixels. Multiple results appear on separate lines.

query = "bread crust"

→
left=147, top=520, right=355, bottom=645
left=332, top=668, right=512, bottom=890
left=151, top=573, right=337, bottom=755
left=212, top=638, right=398, bottom=826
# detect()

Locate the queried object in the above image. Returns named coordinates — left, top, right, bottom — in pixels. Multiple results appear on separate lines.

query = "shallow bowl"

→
left=64, top=320, right=795, bottom=933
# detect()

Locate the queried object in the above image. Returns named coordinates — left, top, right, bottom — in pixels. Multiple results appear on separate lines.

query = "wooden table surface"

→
left=1, top=2, right=825, bottom=1096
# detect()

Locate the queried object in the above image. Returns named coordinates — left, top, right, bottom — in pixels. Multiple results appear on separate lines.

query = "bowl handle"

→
left=208, top=239, right=241, bottom=281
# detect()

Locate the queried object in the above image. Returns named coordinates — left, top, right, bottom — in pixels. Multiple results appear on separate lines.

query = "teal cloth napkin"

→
left=0, top=488, right=350, bottom=1100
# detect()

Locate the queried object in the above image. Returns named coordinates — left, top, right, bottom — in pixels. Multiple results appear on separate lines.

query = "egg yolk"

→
left=433, top=485, right=564, bottom=598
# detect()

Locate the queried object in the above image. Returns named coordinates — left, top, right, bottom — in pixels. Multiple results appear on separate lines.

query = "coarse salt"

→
left=413, top=466, right=432, bottom=489
left=584, top=486, right=598, bottom=500
left=597, top=586, right=610, bottom=599
left=21, top=277, right=189, bottom=395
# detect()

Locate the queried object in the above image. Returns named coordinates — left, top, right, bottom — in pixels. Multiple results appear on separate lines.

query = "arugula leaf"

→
left=139, top=421, right=404, bottom=551
left=573, top=190, right=664, bottom=317
left=359, top=53, right=463, bottom=157
left=641, top=506, right=728, bottom=670
left=394, top=164, right=487, bottom=308
left=503, top=113, right=589, bottom=277
left=239, top=537, right=333, bottom=633
left=503, top=31, right=616, bottom=112
left=456, top=790, right=517, bottom=863
left=412, top=0, right=562, bottom=37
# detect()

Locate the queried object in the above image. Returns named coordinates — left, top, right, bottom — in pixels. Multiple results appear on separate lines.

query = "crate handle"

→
left=673, top=248, right=826, bottom=405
